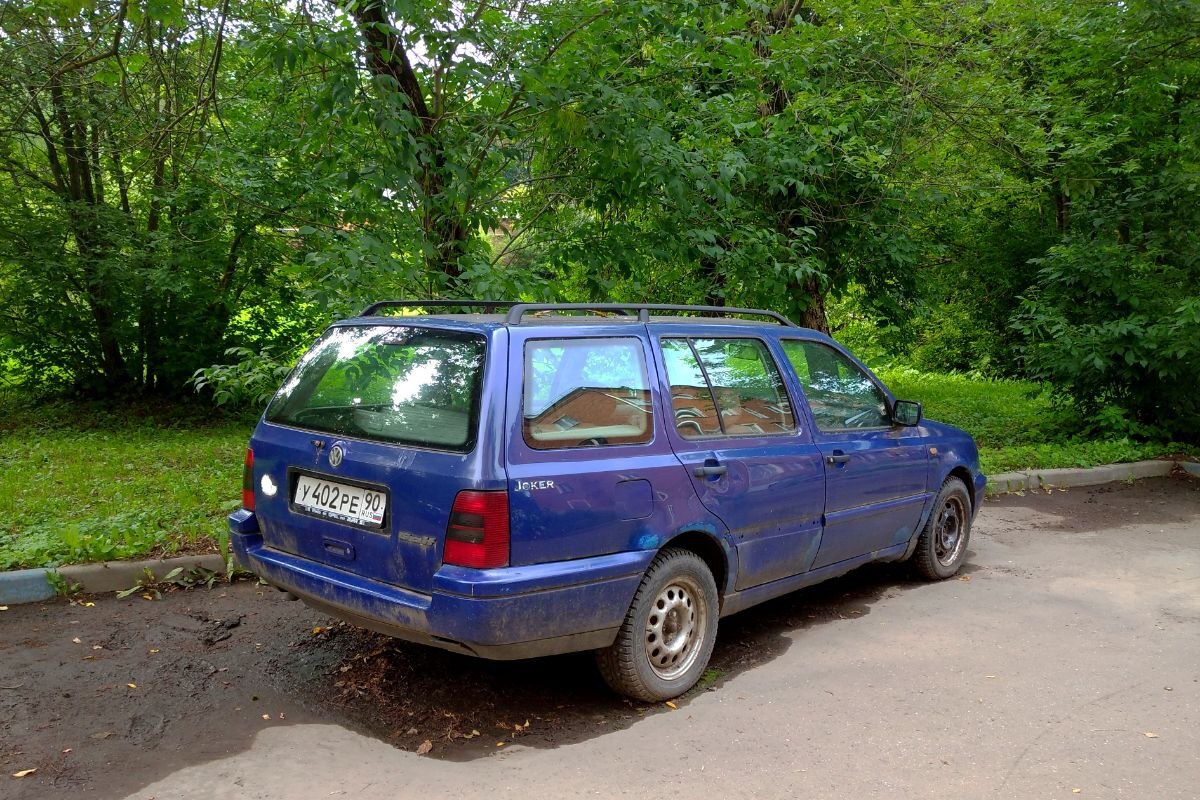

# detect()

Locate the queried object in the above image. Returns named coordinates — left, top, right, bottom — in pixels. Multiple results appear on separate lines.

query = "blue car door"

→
left=652, top=330, right=826, bottom=590
left=779, top=339, right=931, bottom=569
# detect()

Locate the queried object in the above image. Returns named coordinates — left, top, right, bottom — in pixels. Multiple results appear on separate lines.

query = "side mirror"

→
left=892, top=399, right=922, bottom=427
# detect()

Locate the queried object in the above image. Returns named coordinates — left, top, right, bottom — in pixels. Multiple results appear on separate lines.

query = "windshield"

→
left=265, top=325, right=486, bottom=451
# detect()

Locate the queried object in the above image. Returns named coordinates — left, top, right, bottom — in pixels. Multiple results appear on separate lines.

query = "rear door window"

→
left=661, top=337, right=796, bottom=438
left=265, top=325, right=486, bottom=451
left=781, top=340, right=890, bottom=430
left=523, top=338, right=653, bottom=449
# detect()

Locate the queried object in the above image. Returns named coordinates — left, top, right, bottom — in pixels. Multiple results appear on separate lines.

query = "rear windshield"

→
left=265, top=325, right=486, bottom=451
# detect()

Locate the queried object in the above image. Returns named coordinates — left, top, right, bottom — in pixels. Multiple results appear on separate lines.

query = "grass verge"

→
left=877, top=365, right=1191, bottom=474
left=0, top=394, right=254, bottom=570
left=1, top=370, right=1192, bottom=570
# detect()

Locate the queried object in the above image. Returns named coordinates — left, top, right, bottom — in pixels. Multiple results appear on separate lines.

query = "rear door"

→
left=504, top=326, right=688, bottom=565
left=249, top=322, right=507, bottom=593
left=779, top=339, right=930, bottom=568
left=652, top=330, right=826, bottom=590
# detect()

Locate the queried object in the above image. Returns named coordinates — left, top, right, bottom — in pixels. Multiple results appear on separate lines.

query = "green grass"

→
left=876, top=365, right=1191, bottom=474
left=0, top=366, right=1193, bottom=570
left=0, top=394, right=255, bottom=570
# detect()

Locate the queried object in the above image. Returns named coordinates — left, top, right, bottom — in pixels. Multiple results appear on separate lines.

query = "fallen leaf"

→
left=149, top=648, right=159, bottom=654
left=1143, top=732, right=1159, bottom=738
left=262, top=714, right=271, bottom=720
left=81, top=602, right=95, bottom=607
left=72, top=637, right=81, bottom=644
left=126, top=683, right=137, bottom=689
left=958, top=575, right=971, bottom=582
left=12, top=769, right=36, bottom=778
left=496, top=741, right=505, bottom=747
left=665, top=701, right=677, bottom=709
left=313, top=626, right=327, bottom=635
left=416, top=740, right=433, bottom=755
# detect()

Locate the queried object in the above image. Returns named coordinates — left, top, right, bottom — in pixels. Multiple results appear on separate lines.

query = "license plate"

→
left=293, top=475, right=386, bottom=527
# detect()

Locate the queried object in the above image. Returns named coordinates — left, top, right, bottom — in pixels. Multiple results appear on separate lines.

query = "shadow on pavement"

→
left=278, top=557, right=952, bottom=761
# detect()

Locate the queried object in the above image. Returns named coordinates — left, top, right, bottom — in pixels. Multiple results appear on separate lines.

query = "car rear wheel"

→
left=595, top=548, right=719, bottom=702
left=911, top=476, right=972, bottom=580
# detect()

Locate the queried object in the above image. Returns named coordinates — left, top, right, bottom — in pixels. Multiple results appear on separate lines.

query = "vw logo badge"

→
left=328, top=445, right=344, bottom=468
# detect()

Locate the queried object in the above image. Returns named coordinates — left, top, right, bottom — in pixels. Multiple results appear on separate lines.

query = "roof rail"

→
left=504, top=303, right=796, bottom=326
left=358, top=300, right=518, bottom=316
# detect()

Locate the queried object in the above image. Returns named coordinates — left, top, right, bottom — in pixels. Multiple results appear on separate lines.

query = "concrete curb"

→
left=986, top=459, right=1185, bottom=496
left=0, top=553, right=226, bottom=606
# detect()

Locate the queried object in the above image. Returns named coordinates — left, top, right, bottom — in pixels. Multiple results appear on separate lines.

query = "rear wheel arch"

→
left=659, top=530, right=731, bottom=602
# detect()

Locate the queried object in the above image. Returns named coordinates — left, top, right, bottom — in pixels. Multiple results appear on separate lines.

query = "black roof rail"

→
left=358, top=299, right=518, bottom=316
left=504, top=303, right=796, bottom=326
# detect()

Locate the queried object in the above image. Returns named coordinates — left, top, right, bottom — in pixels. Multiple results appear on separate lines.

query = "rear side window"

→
left=523, top=338, right=653, bottom=449
left=266, top=326, right=486, bottom=451
left=661, top=338, right=795, bottom=438
left=781, top=340, right=890, bottom=430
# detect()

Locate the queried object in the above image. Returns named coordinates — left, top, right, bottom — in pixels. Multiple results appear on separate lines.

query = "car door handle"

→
left=694, top=465, right=728, bottom=478
left=825, top=454, right=851, bottom=465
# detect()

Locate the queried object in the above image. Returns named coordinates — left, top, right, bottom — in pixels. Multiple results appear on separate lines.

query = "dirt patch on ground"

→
left=982, top=473, right=1200, bottom=544
left=1, top=561, right=910, bottom=798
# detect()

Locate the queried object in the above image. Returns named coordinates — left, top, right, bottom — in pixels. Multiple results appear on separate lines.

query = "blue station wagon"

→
left=229, top=302, right=986, bottom=700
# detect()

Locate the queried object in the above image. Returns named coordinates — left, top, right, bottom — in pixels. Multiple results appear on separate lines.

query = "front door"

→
left=653, top=332, right=826, bottom=590
left=779, top=339, right=930, bottom=569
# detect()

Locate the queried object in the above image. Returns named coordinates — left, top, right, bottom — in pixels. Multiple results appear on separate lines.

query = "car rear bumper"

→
left=228, top=510, right=650, bottom=659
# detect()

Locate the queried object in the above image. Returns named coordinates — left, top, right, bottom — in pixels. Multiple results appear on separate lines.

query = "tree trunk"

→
left=339, top=0, right=468, bottom=282
left=790, top=275, right=829, bottom=333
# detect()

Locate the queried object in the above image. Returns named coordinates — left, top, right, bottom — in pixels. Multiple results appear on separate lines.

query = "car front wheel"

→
left=912, top=476, right=973, bottom=580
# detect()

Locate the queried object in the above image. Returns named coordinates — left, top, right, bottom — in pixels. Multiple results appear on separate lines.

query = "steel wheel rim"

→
left=935, top=496, right=967, bottom=566
left=645, top=576, right=706, bottom=681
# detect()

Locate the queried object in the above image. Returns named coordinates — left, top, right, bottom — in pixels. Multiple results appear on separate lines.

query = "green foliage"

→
left=876, top=365, right=1066, bottom=450
left=1015, top=239, right=1200, bottom=440
left=0, top=0, right=1196, bottom=441
left=191, top=347, right=296, bottom=407
left=44, top=569, right=81, bottom=598
left=980, top=440, right=1186, bottom=476
left=0, top=395, right=252, bottom=570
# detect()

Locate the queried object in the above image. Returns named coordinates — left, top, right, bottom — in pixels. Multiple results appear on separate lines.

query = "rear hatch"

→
left=247, top=322, right=502, bottom=594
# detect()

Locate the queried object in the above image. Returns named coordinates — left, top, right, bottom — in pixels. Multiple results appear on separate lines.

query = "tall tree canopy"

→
left=0, top=0, right=1197, bottom=438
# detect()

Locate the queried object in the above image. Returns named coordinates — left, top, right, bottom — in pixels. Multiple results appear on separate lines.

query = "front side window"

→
left=781, top=340, right=890, bottom=431
left=661, top=337, right=796, bottom=438
left=523, top=338, right=653, bottom=449
left=266, top=325, right=486, bottom=451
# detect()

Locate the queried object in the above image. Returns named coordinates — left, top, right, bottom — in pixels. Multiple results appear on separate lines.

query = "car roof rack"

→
left=357, top=300, right=797, bottom=327
left=504, top=303, right=796, bottom=326
left=358, top=300, right=518, bottom=316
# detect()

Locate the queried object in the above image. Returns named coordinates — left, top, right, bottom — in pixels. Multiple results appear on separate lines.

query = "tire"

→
left=911, top=477, right=973, bottom=580
left=595, top=548, right=719, bottom=702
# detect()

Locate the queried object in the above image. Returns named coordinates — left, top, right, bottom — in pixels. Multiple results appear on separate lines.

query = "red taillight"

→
left=242, top=448, right=255, bottom=511
left=443, top=490, right=509, bottom=569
